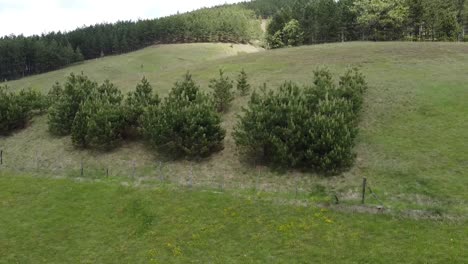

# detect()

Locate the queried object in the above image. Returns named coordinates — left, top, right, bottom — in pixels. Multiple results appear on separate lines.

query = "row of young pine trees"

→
left=46, top=70, right=249, bottom=155
left=0, top=68, right=367, bottom=173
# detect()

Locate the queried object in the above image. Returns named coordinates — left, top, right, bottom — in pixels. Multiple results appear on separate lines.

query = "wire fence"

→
left=0, top=148, right=468, bottom=220
left=0, top=148, right=389, bottom=209
left=2, top=148, right=467, bottom=221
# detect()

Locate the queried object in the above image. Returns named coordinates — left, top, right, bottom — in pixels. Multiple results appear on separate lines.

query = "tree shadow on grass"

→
left=236, top=149, right=352, bottom=178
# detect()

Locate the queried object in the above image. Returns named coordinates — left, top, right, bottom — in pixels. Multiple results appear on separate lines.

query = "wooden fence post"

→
left=361, top=177, right=367, bottom=204
left=255, top=164, right=260, bottom=192
left=36, top=151, right=40, bottom=170
left=189, top=165, right=193, bottom=189
left=295, top=175, right=299, bottom=199
left=334, top=194, right=340, bottom=204
left=222, top=175, right=225, bottom=190
left=159, top=161, right=164, bottom=182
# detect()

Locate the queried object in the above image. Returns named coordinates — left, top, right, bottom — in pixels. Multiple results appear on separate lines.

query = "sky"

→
left=0, top=0, right=246, bottom=36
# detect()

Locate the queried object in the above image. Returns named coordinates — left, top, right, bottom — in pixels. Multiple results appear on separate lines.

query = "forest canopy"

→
left=0, top=6, right=260, bottom=81
left=262, top=0, right=467, bottom=48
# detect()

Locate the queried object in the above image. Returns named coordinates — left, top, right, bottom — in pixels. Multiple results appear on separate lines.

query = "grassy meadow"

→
left=0, top=42, right=467, bottom=262
left=2, top=42, right=467, bottom=215
left=0, top=174, right=466, bottom=263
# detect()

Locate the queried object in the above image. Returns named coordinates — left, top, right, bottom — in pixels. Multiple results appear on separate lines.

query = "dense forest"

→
left=262, top=0, right=467, bottom=48
left=0, top=6, right=259, bottom=81
left=240, top=0, right=291, bottom=17
left=1, top=0, right=467, bottom=81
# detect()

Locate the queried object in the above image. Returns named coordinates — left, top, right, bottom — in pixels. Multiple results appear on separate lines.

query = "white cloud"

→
left=0, top=0, right=246, bottom=36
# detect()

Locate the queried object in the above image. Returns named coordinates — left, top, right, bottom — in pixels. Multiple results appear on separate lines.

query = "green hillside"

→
left=5, top=43, right=263, bottom=94
left=1, top=174, right=466, bottom=263
left=2, top=42, right=468, bottom=216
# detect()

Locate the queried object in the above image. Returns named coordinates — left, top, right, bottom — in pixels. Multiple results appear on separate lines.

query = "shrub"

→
left=282, top=19, right=304, bottom=47
left=48, top=73, right=97, bottom=135
left=20, top=89, right=49, bottom=113
left=0, top=86, right=47, bottom=134
left=0, top=86, right=30, bottom=134
left=234, top=68, right=367, bottom=173
left=337, top=67, right=368, bottom=114
left=170, top=72, right=200, bottom=102
left=70, top=101, right=89, bottom=147
left=72, top=97, right=125, bottom=150
left=97, top=80, right=123, bottom=105
left=266, top=19, right=304, bottom=49
left=267, top=31, right=285, bottom=49
left=142, top=72, right=225, bottom=158
left=47, top=82, right=63, bottom=107
left=234, top=82, right=308, bottom=167
left=85, top=101, right=125, bottom=149
left=47, top=73, right=126, bottom=150
left=304, top=97, right=357, bottom=172
left=305, top=68, right=336, bottom=106
left=124, top=76, right=159, bottom=129
left=236, top=69, right=251, bottom=96
left=48, top=99, right=76, bottom=136
left=306, top=67, right=367, bottom=115
left=209, top=69, right=234, bottom=113
left=71, top=81, right=125, bottom=150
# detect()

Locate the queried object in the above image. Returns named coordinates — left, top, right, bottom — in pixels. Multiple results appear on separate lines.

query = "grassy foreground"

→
left=0, top=175, right=466, bottom=263
left=1, top=42, right=467, bottom=216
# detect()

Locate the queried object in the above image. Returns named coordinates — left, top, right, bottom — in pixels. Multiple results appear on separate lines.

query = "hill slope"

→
left=1, top=42, right=468, bottom=216
left=5, top=43, right=263, bottom=93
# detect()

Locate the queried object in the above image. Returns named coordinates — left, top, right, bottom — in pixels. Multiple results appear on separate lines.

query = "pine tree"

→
left=125, top=76, right=159, bottom=129
left=173, top=72, right=199, bottom=100
left=0, top=86, right=36, bottom=134
left=209, top=69, right=234, bottom=113
left=120, top=35, right=129, bottom=53
left=64, top=43, right=76, bottom=64
left=85, top=97, right=125, bottom=150
left=71, top=101, right=89, bottom=148
left=236, top=69, right=251, bottom=96
left=234, top=68, right=368, bottom=174
left=74, top=47, right=84, bottom=62
left=48, top=82, right=63, bottom=102
left=111, top=34, right=120, bottom=54
left=97, top=80, right=123, bottom=105
left=48, top=73, right=96, bottom=135
left=142, top=72, right=225, bottom=158
left=70, top=80, right=125, bottom=150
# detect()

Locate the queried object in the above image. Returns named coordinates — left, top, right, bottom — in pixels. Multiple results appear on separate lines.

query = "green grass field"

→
left=0, top=174, right=466, bottom=263
left=0, top=41, right=467, bottom=262
left=2, top=42, right=467, bottom=215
